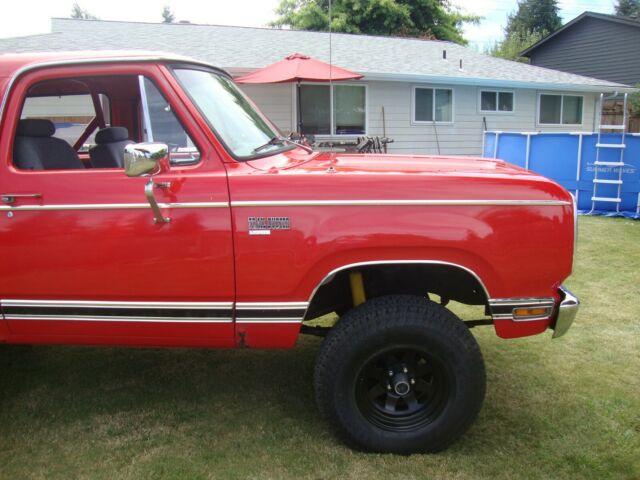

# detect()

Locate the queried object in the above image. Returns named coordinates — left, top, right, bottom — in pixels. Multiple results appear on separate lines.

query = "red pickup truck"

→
left=0, top=51, right=579, bottom=453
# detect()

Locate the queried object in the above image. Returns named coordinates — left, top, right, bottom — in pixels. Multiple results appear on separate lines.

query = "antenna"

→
left=329, top=0, right=333, bottom=149
left=329, top=0, right=333, bottom=84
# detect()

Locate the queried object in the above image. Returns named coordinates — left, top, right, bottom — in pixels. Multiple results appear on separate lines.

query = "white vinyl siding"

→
left=238, top=80, right=598, bottom=156
left=238, top=82, right=296, bottom=133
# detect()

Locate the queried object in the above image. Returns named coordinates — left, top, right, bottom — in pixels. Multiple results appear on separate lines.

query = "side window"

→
left=12, top=74, right=200, bottom=171
left=140, top=76, right=200, bottom=165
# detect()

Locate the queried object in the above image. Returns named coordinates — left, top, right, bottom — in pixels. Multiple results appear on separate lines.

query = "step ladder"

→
left=590, top=93, right=628, bottom=214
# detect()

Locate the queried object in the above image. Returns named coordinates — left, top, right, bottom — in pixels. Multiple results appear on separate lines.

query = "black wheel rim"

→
left=354, top=347, right=452, bottom=432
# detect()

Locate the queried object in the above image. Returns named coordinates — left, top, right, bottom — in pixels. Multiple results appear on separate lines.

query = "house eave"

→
left=329, top=72, right=634, bottom=93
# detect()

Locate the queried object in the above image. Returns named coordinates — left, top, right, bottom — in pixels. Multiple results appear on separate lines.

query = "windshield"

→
left=173, top=68, right=288, bottom=159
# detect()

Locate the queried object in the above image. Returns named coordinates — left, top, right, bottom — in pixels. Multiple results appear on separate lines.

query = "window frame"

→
left=297, top=82, right=368, bottom=137
left=478, top=89, right=515, bottom=114
left=537, top=92, right=585, bottom=126
left=138, top=75, right=201, bottom=167
left=411, top=85, right=455, bottom=125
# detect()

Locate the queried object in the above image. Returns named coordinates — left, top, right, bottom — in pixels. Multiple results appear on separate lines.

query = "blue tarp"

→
left=483, top=132, right=640, bottom=219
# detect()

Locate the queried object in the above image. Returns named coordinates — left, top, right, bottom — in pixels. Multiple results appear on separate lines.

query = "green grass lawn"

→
left=1, top=216, right=639, bottom=480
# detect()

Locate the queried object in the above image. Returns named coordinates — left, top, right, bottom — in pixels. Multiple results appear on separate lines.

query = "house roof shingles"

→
left=0, top=18, right=632, bottom=92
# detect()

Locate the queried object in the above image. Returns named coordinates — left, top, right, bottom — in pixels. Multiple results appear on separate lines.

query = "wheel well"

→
left=304, top=263, right=489, bottom=320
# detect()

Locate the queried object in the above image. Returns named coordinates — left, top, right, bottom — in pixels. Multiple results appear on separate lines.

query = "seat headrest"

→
left=17, top=119, right=55, bottom=137
left=95, top=127, right=129, bottom=144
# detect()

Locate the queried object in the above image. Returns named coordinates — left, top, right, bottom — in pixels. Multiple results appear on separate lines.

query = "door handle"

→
left=1, top=193, right=42, bottom=204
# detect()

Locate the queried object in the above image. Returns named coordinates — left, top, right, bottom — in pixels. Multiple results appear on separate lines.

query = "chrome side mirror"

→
left=124, top=142, right=170, bottom=177
left=124, top=143, right=171, bottom=224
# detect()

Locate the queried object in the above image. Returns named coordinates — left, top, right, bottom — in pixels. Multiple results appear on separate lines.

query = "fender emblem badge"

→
left=248, top=216, right=290, bottom=236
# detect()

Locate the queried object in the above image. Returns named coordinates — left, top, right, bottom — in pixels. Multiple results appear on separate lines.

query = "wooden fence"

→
left=601, top=99, right=640, bottom=133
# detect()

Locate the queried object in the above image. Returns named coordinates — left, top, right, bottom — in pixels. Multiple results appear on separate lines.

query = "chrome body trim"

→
left=0, top=200, right=569, bottom=212
left=304, top=260, right=491, bottom=319
left=552, top=286, right=579, bottom=338
left=235, top=319, right=303, bottom=324
left=488, top=297, right=555, bottom=322
left=488, top=298, right=555, bottom=306
left=231, top=199, right=571, bottom=208
left=492, top=313, right=516, bottom=320
left=1, top=299, right=306, bottom=325
left=4, top=315, right=232, bottom=323
left=0, top=202, right=229, bottom=212
left=235, top=317, right=304, bottom=322
left=235, top=302, right=309, bottom=309
left=2, top=299, right=233, bottom=309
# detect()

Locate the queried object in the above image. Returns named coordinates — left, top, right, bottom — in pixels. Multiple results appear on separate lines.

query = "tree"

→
left=162, top=6, right=176, bottom=23
left=505, top=0, right=561, bottom=37
left=488, top=0, right=560, bottom=62
left=70, top=3, right=98, bottom=20
left=270, top=0, right=479, bottom=45
left=614, top=0, right=640, bottom=17
left=487, top=29, right=544, bottom=62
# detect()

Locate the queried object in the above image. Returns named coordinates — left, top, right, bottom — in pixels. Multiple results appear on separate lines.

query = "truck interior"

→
left=13, top=74, right=200, bottom=170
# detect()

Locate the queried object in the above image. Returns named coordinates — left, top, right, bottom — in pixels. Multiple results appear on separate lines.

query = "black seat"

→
left=13, top=119, right=83, bottom=170
left=89, top=127, right=133, bottom=168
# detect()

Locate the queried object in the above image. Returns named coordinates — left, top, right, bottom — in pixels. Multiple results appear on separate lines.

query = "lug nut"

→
left=410, top=378, right=416, bottom=385
left=403, top=367, right=408, bottom=373
left=388, top=370, right=394, bottom=377
left=387, top=384, right=392, bottom=390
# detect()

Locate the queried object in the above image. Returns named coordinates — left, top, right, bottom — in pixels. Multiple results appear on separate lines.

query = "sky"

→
left=0, top=0, right=619, bottom=50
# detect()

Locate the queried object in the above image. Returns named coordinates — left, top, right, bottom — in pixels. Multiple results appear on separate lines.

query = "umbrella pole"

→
left=297, top=81, right=303, bottom=135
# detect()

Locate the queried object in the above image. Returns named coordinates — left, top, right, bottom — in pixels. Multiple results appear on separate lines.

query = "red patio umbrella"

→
left=235, top=53, right=363, bottom=133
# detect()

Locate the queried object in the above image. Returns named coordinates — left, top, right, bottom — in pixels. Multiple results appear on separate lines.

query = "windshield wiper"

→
left=252, top=136, right=314, bottom=155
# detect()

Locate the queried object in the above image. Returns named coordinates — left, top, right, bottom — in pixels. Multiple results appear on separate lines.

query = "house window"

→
left=413, top=87, right=453, bottom=123
left=299, top=84, right=366, bottom=135
left=539, top=94, right=583, bottom=125
left=480, top=90, right=514, bottom=112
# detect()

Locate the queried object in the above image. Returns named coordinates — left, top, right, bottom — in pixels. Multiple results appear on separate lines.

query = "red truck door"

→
left=0, top=63, right=234, bottom=347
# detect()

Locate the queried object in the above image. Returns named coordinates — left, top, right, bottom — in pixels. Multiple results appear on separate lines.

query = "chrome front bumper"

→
left=552, top=286, right=580, bottom=338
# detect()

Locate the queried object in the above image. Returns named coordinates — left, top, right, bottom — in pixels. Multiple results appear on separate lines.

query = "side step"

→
left=591, top=196, right=622, bottom=203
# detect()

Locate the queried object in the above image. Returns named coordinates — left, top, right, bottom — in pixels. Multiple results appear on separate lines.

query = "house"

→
left=521, top=12, right=640, bottom=87
left=0, top=18, right=634, bottom=156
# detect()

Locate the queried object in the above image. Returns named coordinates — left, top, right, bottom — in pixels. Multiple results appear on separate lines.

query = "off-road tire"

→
left=314, top=295, right=485, bottom=453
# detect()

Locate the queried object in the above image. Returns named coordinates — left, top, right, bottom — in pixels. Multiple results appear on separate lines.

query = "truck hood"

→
left=241, top=150, right=572, bottom=204
left=248, top=150, right=531, bottom=178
